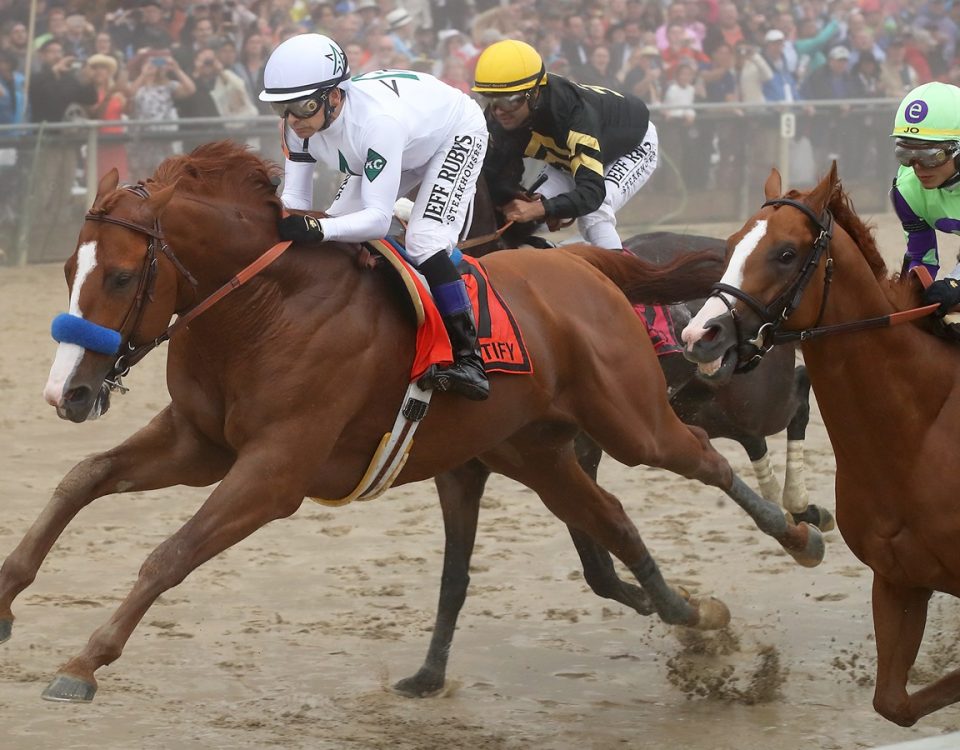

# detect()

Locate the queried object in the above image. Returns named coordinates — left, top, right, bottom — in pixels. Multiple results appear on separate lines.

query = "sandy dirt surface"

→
left=3, top=211, right=960, bottom=750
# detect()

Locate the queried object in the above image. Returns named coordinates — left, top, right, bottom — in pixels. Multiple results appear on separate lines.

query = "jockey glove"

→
left=278, top=214, right=324, bottom=243
left=922, top=278, right=960, bottom=316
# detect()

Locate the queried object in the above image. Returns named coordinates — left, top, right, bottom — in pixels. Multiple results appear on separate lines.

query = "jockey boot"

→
left=416, top=252, right=490, bottom=401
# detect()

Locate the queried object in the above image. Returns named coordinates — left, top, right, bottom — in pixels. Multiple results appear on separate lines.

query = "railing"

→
left=0, top=99, right=901, bottom=265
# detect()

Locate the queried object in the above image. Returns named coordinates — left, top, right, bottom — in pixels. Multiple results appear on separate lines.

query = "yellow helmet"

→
left=472, top=40, right=547, bottom=94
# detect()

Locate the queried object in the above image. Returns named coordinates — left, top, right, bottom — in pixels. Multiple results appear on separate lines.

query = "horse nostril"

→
left=702, top=325, right=719, bottom=343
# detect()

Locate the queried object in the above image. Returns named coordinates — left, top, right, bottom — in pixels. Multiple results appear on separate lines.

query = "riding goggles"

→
left=480, top=92, right=529, bottom=114
left=269, top=91, right=328, bottom=120
left=894, top=141, right=958, bottom=169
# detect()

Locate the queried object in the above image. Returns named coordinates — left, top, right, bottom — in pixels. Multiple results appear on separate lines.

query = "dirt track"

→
left=2, top=212, right=960, bottom=749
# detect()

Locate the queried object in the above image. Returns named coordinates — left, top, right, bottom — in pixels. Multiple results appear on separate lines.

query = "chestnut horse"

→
left=682, top=162, right=960, bottom=726
left=0, top=142, right=823, bottom=704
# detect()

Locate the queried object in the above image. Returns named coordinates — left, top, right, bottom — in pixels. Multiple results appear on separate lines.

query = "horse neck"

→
left=800, top=226, right=957, bottom=459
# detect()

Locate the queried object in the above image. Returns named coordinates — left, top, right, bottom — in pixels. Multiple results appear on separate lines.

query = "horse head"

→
left=681, top=163, right=841, bottom=384
left=43, top=169, right=184, bottom=422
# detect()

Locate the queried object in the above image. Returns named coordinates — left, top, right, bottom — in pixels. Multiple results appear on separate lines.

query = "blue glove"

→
left=278, top=214, right=324, bottom=243
left=922, top=278, right=960, bottom=316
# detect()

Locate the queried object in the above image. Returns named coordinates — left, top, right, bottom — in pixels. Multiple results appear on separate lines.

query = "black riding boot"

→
left=416, top=252, right=490, bottom=401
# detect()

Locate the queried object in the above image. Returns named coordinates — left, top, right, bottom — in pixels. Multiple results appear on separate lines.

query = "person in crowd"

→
left=734, top=40, right=772, bottom=104
left=701, top=0, right=742, bottom=55
left=86, top=53, right=129, bottom=182
left=262, top=33, right=491, bottom=400
left=0, top=47, right=24, bottom=124
left=128, top=50, right=194, bottom=177
left=384, top=7, right=416, bottom=59
left=889, top=82, right=960, bottom=316
left=475, top=39, right=657, bottom=251
left=3, top=21, right=29, bottom=71
left=761, top=29, right=800, bottom=102
left=622, top=44, right=663, bottom=102
left=29, top=38, right=97, bottom=122
left=880, top=35, right=919, bottom=98
left=578, top=44, right=620, bottom=90
left=663, top=57, right=705, bottom=186
left=174, top=14, right=215, bottom=73
left=238, top=32, right=269, bottom=113
left=60, top=14, right=96, bottom=62
left=559, top=14, right=590, bottom=72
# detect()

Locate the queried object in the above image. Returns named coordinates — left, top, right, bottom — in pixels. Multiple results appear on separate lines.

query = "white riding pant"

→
left=537, top=121, right=659, bottom=249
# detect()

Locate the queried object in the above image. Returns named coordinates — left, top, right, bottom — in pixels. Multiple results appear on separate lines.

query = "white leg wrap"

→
left=782, top=439, right=810, bottom=513
left=751, top=453, right=782, bottom=504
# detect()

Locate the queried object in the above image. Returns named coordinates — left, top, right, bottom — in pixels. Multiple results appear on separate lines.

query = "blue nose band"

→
left=51, top=313, right=122, bottom=355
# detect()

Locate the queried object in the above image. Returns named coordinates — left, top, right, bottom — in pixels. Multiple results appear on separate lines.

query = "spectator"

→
left=702, top=1, right=743, bottom=56
left=760, top=29, right=800, bottom=102
left=903, top=29, right=935, bottom=84
left=0, top=47, right=24, bottom=124
left=801, top=45, right=863, bottom=101
left=61, top=14, right=96, bottom=62
left=880, top=35, right=919, bottom=98
left=802, top=46, right=864, bottom=170
left=663, top=57, right=701, bottom=123
left=177, top=46, right=255, bottom=150
left=433, top=29, right=478, bottom=75
left=238, top=32, right=269, bottom=113
left=3, top=21, right=28, bottom=72
left=700, top=42, right=741, bottom=187
left=128, top=51, right=194, bottom=177
left=621, top=44, right=663, bottom=103
left=385, top=7, right=417, bottom=59
left=560, top=14, right=590, bottom=72
left=853, top=51, right=885, bottom=98
left=609, top=19, right=644, bottom=75
left=661, top=24, right=708, bottom=73
left=655, top=1, right=702, bottom=51
left=734, top=40, right=773, bottom=104
left=578, top=44, right=620, bottom=90
left=174, top=15, right=215, bottom=73
left=793, top=14, right=841, bottom=81
left=29, top=38, right=97, bottom=122
left=438, top=55, right=472, bottom=95
left=353, top=0, right=382, bottom=44
left=85, top=53, right=129, bottom=182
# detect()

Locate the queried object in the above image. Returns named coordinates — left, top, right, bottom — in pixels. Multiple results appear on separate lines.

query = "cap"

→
left=437, top=28, right=462, bottom=42
left=385, top=7, right=412, bottom=30
left=829, top=45, right=850, bottom=60
left=764, top=29, right=786, bottom=43
left=354, top=0, right=379, bottom=12
left=638, top=45, right=660, bottom=56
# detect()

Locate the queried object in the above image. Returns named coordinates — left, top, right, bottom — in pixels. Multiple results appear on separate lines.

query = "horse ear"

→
left=145, top=182, right=178, bottom=216
left=763, top=168, right=782, bottom=200
left=806, top=161, right=840, bottom=215
left=93, top=168, right=119, bottom=207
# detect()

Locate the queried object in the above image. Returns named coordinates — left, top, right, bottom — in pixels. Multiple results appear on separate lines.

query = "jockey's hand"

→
left=502, top=197, right=546, bottom=224
left=922, top=278, right=960, bottom=316
left=278, top=214, right=324, bottom=243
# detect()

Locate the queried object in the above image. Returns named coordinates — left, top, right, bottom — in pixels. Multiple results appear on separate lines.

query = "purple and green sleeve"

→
left=891, top=184, right=940, bottom=277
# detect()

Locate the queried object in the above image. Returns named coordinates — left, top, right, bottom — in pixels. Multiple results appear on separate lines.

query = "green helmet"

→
left=891, top=82, right=960, bottom=142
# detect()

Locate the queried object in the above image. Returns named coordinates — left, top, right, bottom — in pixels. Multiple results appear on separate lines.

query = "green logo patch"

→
left=364, top=148, right=387, bottom=181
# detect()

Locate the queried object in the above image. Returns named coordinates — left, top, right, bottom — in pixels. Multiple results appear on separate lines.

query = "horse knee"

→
left=873, top=692, right=917, bottom=728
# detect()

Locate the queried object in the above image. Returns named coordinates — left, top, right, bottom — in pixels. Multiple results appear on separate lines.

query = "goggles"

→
left=894, top=141, right=957, bottom=169
left=480, top=92, right=530, bottom=114
left=269, top=91, right=329, bottom=120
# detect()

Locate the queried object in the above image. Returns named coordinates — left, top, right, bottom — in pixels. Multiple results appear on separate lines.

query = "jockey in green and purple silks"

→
left=890, top=81, right=960, bottom=315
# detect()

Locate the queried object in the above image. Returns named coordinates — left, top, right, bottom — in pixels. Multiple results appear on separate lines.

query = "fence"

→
left=0, top=98, right=901, bottom=265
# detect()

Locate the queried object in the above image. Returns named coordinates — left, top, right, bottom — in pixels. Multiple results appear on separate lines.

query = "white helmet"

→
left=259, top=33, right=350, bottom=103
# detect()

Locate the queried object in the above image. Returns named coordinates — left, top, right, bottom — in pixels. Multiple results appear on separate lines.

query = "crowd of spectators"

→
left=0, top=0, right=955, bottom=194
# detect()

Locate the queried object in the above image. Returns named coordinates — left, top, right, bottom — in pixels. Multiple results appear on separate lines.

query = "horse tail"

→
left=565, top=245, right=724, bottom=304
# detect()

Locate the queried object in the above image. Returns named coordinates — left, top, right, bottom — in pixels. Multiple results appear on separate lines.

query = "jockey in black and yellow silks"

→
left=473, top=39, right=658, bottom=250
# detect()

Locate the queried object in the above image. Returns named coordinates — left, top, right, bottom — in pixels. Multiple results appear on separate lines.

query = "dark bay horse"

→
left=0, top=142, right=823, bottom=704
left=682, top=162, right=960, bottom=726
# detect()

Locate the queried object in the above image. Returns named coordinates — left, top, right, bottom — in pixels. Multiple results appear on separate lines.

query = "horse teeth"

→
left=698, top=359, right=722, bottom=376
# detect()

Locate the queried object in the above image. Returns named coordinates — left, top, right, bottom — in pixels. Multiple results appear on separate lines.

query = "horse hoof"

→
left=691, top=596, right=731, bottom=630
left=789, top=505, right=836, bottom=533
left=0, top=619, right=11, bottom=643
left=393, top=670, right=444, bottom=698
left=787, top=522, right=825, bottom=568
left=41, top=674, right=97, bottom=703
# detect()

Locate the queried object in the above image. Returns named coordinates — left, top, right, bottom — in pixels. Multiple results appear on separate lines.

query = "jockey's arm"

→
left=280, top=157, right=316, bottom=211
left=891, top=182, right=941, bottom=278
left=540, top=100, right=606, bottom=221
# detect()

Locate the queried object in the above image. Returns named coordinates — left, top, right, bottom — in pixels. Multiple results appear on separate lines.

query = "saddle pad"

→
left=365, top=238, right=533, bottom=378
left=632, top=303, right=685, bottom=356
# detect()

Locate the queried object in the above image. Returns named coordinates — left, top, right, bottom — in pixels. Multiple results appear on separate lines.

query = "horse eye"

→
left=109, top=271, right=136, bottom=290
left=778, top=247, right=797, bottom=264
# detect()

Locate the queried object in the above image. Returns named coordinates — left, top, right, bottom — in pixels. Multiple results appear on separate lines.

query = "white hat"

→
left=828, top=45, right=851, bottom=60
left=764, top=29, right=785, bottom=43
left=385, top=7, right=412, bottom=31
left=355, top=0, right=379, bottom=11
left=437, top=28, right=462, bottom=42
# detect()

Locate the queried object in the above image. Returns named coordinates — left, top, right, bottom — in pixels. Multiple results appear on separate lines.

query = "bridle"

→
left=82, top=183, right=293, bottom=393
left=84, top=184, right=198, bottom=391
left=711, top=198, right=835, bottom=371
left=707, top=196, right=940, bottom=372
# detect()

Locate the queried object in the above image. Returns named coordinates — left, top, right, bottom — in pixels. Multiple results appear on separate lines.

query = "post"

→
left=86, top=122, right=98, bottom=207
left=779, top=110, right=795, bottom=194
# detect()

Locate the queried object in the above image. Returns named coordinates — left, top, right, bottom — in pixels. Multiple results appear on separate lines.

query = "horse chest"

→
left=848, top=518, right=959, bottom=592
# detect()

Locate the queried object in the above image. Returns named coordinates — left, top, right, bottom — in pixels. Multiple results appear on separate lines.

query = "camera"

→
left=151, top=56, right=167, bottom=67
left=70, top=60, right=83, bottom=72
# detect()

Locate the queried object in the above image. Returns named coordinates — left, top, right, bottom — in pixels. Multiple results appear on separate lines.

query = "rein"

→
left=81, top=184, right=292, bottom=391
left=458, top=220, right=514, bottom=251
left=712, top=197, right=939, bottom=369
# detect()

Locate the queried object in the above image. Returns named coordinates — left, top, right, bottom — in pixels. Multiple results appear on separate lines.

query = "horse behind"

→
left=682, top=162, right=960, bottom=726
left=0, top=141, right=822, bottom=703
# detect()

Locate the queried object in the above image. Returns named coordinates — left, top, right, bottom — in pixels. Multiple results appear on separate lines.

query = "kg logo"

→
left=904, top=99, right=928, bottom=124
left=364, top=148, right=387, bottom=181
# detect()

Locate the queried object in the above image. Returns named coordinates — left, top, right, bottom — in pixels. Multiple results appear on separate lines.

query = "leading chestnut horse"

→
left=682, top=162, right=960, bottom=726
left=0, top=142, right=823, bottom=703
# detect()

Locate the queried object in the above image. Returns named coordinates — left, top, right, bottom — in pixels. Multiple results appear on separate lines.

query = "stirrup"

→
left=417, top=362, right=489, bottom=401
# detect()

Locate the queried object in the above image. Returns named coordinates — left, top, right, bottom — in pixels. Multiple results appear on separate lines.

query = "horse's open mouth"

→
left=694, top=348, right=737, bottom=383
left=57, top=382, right=112, bottom=422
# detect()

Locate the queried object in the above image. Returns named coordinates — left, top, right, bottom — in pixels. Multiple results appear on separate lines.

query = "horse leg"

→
left=781, top=365, right=836, bottom=531
left=570, top=433, right=654, bottom=615
left=0, top=406, right=232, bottom=645
left=576, top=390, right=824, bottom=568
left=740, top=435, right=783, bottom=503
left=40, top=451, right=305, bottom=703
left=485, top=438, right=729, bottom=629
left=868, top=575, right=960, bottom=725
left=395, top=460, right=487, bottom=698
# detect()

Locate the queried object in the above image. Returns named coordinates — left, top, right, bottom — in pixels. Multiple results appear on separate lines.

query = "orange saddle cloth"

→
left=366, top=238, right=533, bottom=380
